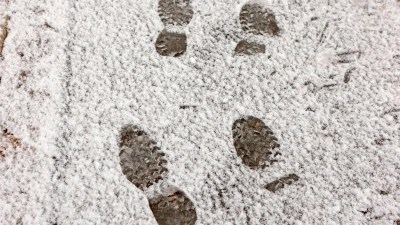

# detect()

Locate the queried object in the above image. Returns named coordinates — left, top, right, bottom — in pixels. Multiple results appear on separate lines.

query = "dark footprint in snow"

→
left=265, top=174, right=299, bottom=193
left=232, top=116, right=280, bottom=170
left=234, top=40, right=266, bottom=55
left=156, top=0, right=193, bottom=57
left=156, top=31, right=187, bottom=57
left=158, top=0, right=193, bottom=26
left=232, top=116, right=299, bottom=192
left=235, top=3, right=280, bottom=55
left=239, top=3, right=280, bottom=36
left=119, top=125, right=197, bottom=225
left=119, top=125, right=168, bottom=189
left=149, top=191, right=197, bottom=225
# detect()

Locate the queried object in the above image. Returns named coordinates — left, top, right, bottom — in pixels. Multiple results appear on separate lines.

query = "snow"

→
left=0, top=0, right=400, bottom=224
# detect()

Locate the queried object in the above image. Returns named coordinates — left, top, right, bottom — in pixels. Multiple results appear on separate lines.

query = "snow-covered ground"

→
left=0, top=0, right=399, bottom=224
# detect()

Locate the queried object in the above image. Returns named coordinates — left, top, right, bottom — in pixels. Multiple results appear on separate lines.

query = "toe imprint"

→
left=155, top=31, right=187, bottom=57
left=234, top=40, right=266, bottom=55
left=232, top=116, right=280, bottom=170
left=149, top=191, right=197, bottom=225
left=158, top=0, right=194, bottom=26
left=239, top=3, right=280, bottom=36
left=119, top=125, right=168, bottom=191
left=265, top=174, right=299, bottom=193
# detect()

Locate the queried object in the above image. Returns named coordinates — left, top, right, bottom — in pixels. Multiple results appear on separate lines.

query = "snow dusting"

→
left=0, top=0, right=399, bottom=224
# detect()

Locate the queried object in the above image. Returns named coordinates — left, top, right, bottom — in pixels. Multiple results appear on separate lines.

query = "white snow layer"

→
left=0, top=0, right=399, bottom=224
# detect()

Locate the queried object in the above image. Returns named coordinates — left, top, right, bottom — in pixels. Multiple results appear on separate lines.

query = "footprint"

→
left=149, top=191, right=197, bottom=225
left=158, top=0, right=193, bottom=26
left=119, top=125, right=197, bottom=225
left=265, top=174, right=299, bottom=193
left=239, top=3, right=280, bottom=35
left=155, top=0, right=193, bottom=57
left=155, top=31, right=187, bottom=57
left=232, top=116, right=299, bottom=191
left=119, top=125, right=168, bottom=189
left=234, top=40, right=266, bottom=56
left=232, top=116, right=280, bottom=170
left=235, top=3, right=280, bottom=55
